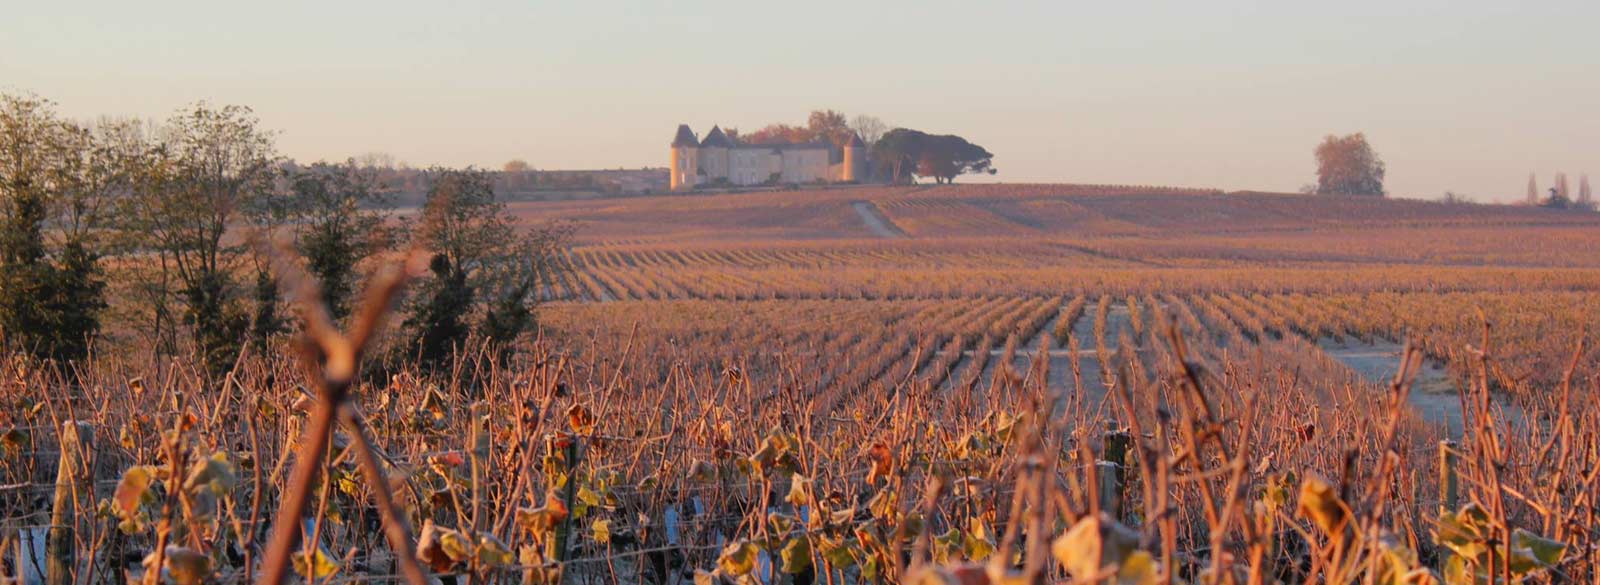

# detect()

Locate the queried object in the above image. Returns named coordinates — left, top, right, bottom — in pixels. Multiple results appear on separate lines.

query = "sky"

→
left=4, top=0, right=1597, bottom=201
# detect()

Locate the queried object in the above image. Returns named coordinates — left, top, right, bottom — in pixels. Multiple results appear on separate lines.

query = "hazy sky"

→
left=5, top=0, right=1596, bottom=201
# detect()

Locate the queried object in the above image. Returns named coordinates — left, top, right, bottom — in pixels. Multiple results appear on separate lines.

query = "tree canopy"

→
left=1314, top=133, right=1385, bottom=197
left=870, top=128, right=995, bottom=184
left=741, top=109, right=870, bottom=150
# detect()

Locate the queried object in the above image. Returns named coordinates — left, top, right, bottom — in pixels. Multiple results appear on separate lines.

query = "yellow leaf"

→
left=516, top=494, right=570, bottom=535
left=183, top=452, right=238, bottom=496
left=440, top=528, right=473, bottom=561
left=152, top=546, right=211, bottom=585
left=113, top=465, right=156, bottom=519
left=293, top=547, right=341, bottom=580
left=718, top=541, right=760, bottom=576
left=1053, top=514, right=1140, bottom=582
left=1117, top=550, right=1159, bottom=585
left=593, top=519, right=613, bottom=544
left=477, top=533, right=514, bottom=567
left=787, top=473, right=812, bottom=507
left=1296, top=474, right=1349, bottom=535
left=577, top=485, right=602, bottom=508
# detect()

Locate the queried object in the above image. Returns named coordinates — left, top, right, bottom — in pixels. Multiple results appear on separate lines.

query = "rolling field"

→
left=7, top=184, right=1600, bottom=584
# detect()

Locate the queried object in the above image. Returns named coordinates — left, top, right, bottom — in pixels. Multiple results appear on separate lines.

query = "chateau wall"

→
left=729, top=149, right=775, bottom=185
left=780, top=149, right=829, bottom=183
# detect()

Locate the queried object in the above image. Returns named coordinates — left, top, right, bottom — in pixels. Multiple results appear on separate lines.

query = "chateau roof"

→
left=732, top=141, right=831, bottom=151
left=700, top=125, right=733, bottom=148
left=846, top=133, right=865, bottom=147
left=671, top=124, right=698, bottom=147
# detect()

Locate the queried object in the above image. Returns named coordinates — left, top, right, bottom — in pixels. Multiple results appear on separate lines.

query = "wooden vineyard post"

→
left=1437, top=440, right=1459, bottom=569
left=1101, top=428, right=1131, bottom=520
left=553, top=435, right=582, bottom=585
left=1097, top=461, right=1121, bottom=520
left=1438, top=440, right=1458, bottom=514
left=48, top=421, right=91, bottom=585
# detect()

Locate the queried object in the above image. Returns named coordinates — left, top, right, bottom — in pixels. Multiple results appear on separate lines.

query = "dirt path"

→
left=1314, top=337, right=1508, bottom=436
left=851, top=201, right=907, bottom=239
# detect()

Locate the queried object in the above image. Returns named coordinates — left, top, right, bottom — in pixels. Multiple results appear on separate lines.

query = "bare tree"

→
left=1527, top=173, right=1539, bottom=205
left=353, top=151, right=395, bottom=170
left=850, top=114, right=889, bottom=146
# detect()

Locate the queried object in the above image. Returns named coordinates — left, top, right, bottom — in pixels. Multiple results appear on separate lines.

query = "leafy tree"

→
left=290, top=161, right=391, bottom=321
left=1542, top=187, right=1572, bottom=210
left=0, top=94, right=124, bottom=360
left=872, top=128, right=995, bottom=184
left=478, top=221, right=573, bottom=352
left=1314, top=133, right=1385, bottom=196
left=501, top=159, right=532, bottom=192
left=807, top=109, right=854, bottom=147
left=123, top=103, right=277, bottom=373
left=744, top=124, right=814, bottom=145
left=402, top=168, right=572, bottom=369
left=0, top=94, right=62, bottom=356
left=871, top=128, right=925, bottom=183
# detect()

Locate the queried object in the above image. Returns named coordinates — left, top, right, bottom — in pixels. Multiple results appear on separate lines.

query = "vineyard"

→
left=5, top=184, right=1600, bottom=584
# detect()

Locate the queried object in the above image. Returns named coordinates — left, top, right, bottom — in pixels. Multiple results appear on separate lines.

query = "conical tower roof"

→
left=672, top=124, right=698, bottom=147
left=700, top=125, right=733, bottom=148
left=846, top=133, right=865, bottom=148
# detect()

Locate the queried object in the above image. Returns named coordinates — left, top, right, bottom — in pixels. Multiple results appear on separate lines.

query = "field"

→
left=5, top=184, right=1600, bottom=584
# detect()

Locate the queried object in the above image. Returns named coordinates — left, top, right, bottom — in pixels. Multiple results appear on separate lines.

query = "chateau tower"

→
left=842, top=133, right=866, bottom=183
left=699, top=125, right=733, bottom=183
left=670, top=124, right=699, bottom=192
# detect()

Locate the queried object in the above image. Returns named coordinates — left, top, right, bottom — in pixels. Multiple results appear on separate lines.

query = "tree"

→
left=0, top=94, right=67, bottom=357
left=1554, top=172, right=1570, bottom=200
left=1579, top=174, right=1594, bottom=210
left=402, top=168, right=572, bottom=369
left=744, top=124, right=814, bottom=145
left=806, top=109, right=853, bottom=148
left=871, top=128, right=925, bottom=184
left=502, top=159, right=532, bottom=192
left=1314, top=133, right=1385, bottom=196
left=0, top=94, right=124, bottom=360
left=124, top=102, right=277, bottom=373
left=1542, top=186, right=1571, bottom=209
left=478, top=222, right=573, bottom=351
left=290, top=161, right=391, bottom=321
left=871, top=128, right=995, bottom=184
left=850, top=115, right=888, bottom=147
left=1527, top=173, right=1539, bottom=205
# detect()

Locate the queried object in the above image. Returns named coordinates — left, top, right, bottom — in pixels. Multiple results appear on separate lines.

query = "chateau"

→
left=669, top=124, right=865, bottom=192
